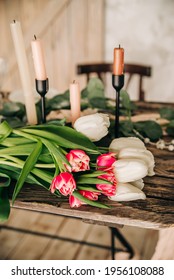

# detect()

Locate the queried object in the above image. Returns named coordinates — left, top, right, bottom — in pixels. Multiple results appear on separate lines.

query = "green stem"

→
left=0, top=159, right=21, bottom=169
left=35, top=163, right=55, bottom=168
left=13, top=129, right=38, bottom=142
left=0, top=157, right=53, bottom=184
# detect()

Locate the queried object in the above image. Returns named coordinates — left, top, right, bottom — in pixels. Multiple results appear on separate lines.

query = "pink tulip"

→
left=69, top=195, right=83, bottom=208
left=65, top=149, right=90, bottom=172
left=69, top=190, right=100, bottom=208
left=50, top=172, right=76, bottom=196
left=97, top=152, right=116, bottom=171
left=96, top=172, right=117, bottom=196
left=79, top=190, right=100, bottom=201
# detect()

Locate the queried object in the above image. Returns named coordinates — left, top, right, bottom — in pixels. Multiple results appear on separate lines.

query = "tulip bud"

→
left=109, top=137, right=155, bottom=177
left=109, top=182, right=146, bottom=202
left=118, top=148, right=155, bottom=176
left=113, top=159, right=148, bottom=183
left=74, top=113, right=110, bottom=142
left=109, top=137, right=146, bottom=152
left=65, top=149, right=90, bottom=172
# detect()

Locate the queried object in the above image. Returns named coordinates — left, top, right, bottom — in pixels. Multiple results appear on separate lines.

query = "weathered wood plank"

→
left=0, top=209, right=40, bottom=260
left=8, top=214, right=65, bottom=260
left=76, top=224, right=110, bottom=260
left=42, top=217, right=91, bottom=260
left=10, top=186, right=174, bottom=229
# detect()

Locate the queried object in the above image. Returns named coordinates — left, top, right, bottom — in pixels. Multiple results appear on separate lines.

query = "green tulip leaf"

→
left=12, top=140, right=43, bottom=203
left=77, top=177, right=111, bottom=185
left=0, top=187, right=10, bottom=222
left=0, top=173, right=11, bottom=187
left=21, top=125, right=99, bottom=154
left=0, top=121, right=13, bottom=143
left=73, top=191, right=109, bottom=209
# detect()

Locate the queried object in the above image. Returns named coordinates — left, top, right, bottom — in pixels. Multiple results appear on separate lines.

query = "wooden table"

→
left=9, top=102, right=174, bottom=231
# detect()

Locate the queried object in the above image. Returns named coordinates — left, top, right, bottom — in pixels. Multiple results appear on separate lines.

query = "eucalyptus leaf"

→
left=1, top=117, right=25, bottom=128
left=119, top=121, right=134, bottom=137
left=120, top=90, right=131, bottom=110
left=166, top=120, right=174, bottom=136
left=89, top=97, right=107, bottom=109
left=159, top=107, right=174, bottom=120
left=134, top=121, right=162, bottom=141
left=48, top=94, right=70, bottom=110
left=0, top=102, right=22, bottom=117
left=81, top=87, right=88, bottom=98
left=87, top=78, right=105, bottom=104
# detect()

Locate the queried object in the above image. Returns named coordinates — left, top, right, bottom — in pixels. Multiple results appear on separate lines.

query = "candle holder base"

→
left=112, top=74, right=124, bottom=138
left=36, top=78, right=49, bottom=97
left=36, top=78, right=49, bottom=123
left=112, top=74, right=124, bottom=92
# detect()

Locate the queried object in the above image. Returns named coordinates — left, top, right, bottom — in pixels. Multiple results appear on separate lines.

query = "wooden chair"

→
left=77, top=62, right=152, bottom=101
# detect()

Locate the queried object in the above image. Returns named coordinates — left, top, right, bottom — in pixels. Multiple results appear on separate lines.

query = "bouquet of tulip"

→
left=0, top=112, right=155, bottom=222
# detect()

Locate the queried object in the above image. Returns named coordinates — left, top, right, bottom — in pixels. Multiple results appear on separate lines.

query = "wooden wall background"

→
left=0, top=0, right=104, bottom=98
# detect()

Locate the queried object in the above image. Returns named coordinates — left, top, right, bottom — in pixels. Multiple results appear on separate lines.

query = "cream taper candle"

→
left=10, top=20, right=37, bottom=125
left=31, top=36, right=47, bottom=80
left=69, top=80, right=81, bottom=125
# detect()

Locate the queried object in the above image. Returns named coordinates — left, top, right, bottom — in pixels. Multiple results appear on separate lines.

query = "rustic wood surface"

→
left=0, top=208, right=158, bottom=260
left=9, top=102, right=174, bottom=230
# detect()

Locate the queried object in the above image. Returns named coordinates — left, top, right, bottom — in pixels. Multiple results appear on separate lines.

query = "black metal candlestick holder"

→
left=35, top=78, right=49, bottom=123
left=112, top=74, right=124, bottom=138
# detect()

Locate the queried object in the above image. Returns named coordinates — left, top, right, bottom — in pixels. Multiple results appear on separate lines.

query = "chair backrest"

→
left=76, top=62, right=152, bottom=101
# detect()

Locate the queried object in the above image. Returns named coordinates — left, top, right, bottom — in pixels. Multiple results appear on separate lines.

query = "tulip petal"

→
left=130, top=179, right=144, bottom=190
left=74, top=113, right=110, bottom=142
left=109, top=182, right=146, bottom=201
left=109, top=137, right=146, bottom=152
left=113, top=159, right=148, bottom=183
left=118, top=148, right=155, bottom=176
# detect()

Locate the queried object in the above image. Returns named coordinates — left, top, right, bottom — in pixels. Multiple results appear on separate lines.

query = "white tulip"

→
left=109, top=136, right=155, bottom=176
left=109, top=137, right=146, bottom=152
left=74, top=113, right=110, bottom=142
left=130, top=179, right=144, bottom=190
left=118, top=147, right=155, bottom=176
left=109, top=182, right=146, bottom=202
left=113, top=159, right=148, bottom=183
